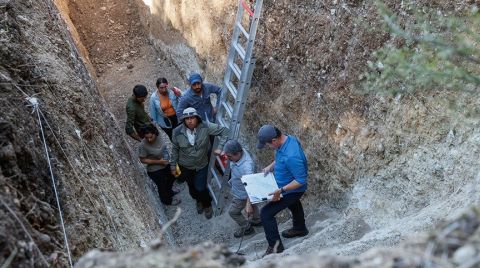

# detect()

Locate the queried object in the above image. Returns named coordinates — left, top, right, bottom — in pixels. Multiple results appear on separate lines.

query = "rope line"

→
left=33, top=100, right=73, bottom=268
left=39, top=109, right=123, bottom=247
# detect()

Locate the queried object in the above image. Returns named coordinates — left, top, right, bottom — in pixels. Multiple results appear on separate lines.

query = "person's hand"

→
left=268, top=188, right=282, bottom=202
left=262, top=166, right=272, bottom=176
left=159, top=159, right=169, bottom=165
left=173, top=87, right=182, bottom=97
left=245, top=203, right=253, bottom=217
left=213, top=149, right=222, bottom=155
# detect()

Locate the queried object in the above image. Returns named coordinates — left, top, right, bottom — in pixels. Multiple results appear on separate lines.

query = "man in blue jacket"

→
left=257, top=124, right=309, bottom=257
left=176, top=72, right=223, bottom=123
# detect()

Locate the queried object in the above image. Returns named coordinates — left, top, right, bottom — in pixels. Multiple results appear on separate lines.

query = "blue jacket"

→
left=149, top=89, right=179, bottom=129
left=176, top=83, right=222, bottom=123
left=274, top=135, right=308, bottom=194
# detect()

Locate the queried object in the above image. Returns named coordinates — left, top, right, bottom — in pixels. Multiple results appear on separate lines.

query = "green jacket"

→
left=171, top=121, right=229, bottom=171
left=125, top=96, right=150, bottom=135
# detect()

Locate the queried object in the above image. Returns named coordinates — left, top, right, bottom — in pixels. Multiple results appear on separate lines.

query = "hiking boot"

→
left=249, top=221, right=262, bottom=227
left=196, top=201, right=204, bottom=214
left=281, top=228, right=309, bottom=238
left=204, top=206, right=213, bottom=219
left=233, top=226, right=255, bottom=238
left=262, top=242, right=284, bottom=257
left=169, top=198, right=181, bottom=206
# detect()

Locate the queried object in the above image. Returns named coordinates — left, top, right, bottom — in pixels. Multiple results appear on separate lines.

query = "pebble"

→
left=453, top=244, right=476, bottom=265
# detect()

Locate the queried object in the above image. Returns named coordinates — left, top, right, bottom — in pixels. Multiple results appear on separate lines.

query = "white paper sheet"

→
left=240, top=172, right=281, bottom=204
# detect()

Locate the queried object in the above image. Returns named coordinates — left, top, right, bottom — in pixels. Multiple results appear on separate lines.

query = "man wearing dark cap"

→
left=256, top=124, right=309, bottom=257
left=176, top=72, right=223, bottom=123
left=223, top=140, right=262, bottom=238
left=125, top=85, right=152, bottom=141
left=170, top=107, right=229, bottom=219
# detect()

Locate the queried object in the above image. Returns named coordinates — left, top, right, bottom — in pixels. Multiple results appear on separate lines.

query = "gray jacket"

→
left=171, top=121, right=229, bottom=170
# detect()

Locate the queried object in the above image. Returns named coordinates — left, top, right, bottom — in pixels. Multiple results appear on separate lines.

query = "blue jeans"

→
left=260, top=192, right=306, bottom=247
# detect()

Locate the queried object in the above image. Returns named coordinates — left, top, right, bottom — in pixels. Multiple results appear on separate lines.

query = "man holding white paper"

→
left=223, top=140, right=262, bottom=238
left=256, top=124, right=309, bottom=257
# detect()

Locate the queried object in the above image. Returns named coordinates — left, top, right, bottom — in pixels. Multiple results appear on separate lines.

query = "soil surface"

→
left=1, top=0, right=479, bottom=267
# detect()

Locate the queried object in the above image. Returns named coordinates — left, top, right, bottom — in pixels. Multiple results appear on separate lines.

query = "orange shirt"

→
left=159, top=94, right=176, bottom=117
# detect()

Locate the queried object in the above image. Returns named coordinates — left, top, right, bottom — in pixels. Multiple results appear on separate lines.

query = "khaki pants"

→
left=228, top=198, right=260, bottom=228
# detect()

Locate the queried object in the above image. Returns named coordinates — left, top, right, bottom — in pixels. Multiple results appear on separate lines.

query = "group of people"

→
left=125, top=73, right=226, bottom=219
left=124, top=72, right=310, bottom=257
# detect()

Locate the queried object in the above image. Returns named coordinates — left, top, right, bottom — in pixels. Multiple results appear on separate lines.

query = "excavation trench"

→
left=52, top=0, right=480, bottom=263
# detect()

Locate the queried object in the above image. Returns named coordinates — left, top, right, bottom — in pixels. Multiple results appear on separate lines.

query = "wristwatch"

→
left=280, top=187, right=286, bottom=193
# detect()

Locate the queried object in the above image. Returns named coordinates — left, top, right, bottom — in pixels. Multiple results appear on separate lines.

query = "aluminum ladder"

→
left=207, top=0, right=264, bottom=215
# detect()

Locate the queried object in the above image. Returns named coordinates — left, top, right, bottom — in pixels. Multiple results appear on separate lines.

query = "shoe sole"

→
left=281, top=230, right=309, bottom=238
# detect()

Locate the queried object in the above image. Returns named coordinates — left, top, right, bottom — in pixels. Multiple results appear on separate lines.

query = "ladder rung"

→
left=236, top=22, right=249, bottom=39
left=210, top=167, right=222, bottom=189
left=222, top=101, right=233, bottom=118
left=228, top=61, right=241, bottom=80
left=218, top=117, right=227, bottom=128
left=233, top=42, right=246, bottom=60
left=226, top=80, right=238, bottom=99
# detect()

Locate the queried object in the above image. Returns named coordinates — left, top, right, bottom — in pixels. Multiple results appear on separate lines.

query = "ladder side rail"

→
left=209, top=0, right=264, bottom=215
left=241, top=0, right=263, bottom=71
left=230, top=57, right=257, bottom=140
left=218, top=0, right=248, bottom=119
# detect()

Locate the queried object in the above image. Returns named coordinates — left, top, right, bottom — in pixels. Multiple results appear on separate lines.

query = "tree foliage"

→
left=364, top=2, right=480, bottom=95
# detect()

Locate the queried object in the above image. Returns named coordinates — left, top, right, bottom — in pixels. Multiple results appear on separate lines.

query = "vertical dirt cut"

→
left=1, top=0, right=171, bottom=267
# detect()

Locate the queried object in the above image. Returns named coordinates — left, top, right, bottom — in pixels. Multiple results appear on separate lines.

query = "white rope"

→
left=30, top=98, right=73, bottom=267
left=38, top=109, right=123, bottom=248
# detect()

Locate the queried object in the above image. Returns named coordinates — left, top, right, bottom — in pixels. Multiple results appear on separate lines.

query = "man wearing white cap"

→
left=170, top=107, right=229, bottom=219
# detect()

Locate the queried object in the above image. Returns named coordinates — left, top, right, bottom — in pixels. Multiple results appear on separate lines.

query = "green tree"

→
left=364, top=2, right=480, bottom=95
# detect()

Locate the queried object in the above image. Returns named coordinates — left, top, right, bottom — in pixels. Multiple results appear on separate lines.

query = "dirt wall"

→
left=0, top=1, right=169, bottom=266
left=134, top=0, right=479, bottom=208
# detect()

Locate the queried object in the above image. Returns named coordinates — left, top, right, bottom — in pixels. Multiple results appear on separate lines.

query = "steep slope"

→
left=133, top=0, right=480, bottom=259
left=0, top=1, right=172, bottom=266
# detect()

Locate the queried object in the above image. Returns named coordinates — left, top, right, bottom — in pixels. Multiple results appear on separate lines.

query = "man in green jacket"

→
left=125, top=85, right=151, bottom=141
left=170, top=107, right=229, bottom=219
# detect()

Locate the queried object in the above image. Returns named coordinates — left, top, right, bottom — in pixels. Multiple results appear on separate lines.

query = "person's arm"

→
left=245, top=198, right=254, bottom=218
left=149, top=93, right=159, bottom=125
left=269, top=155, right=308, bottom=201
left=269, top=180, right=303, bottom=201
left=170, top=132, right=180, bottom=175
left=262, top=161, right=275, bottom=175
left=209, top=83, right=223, bottom=115
left=207, top=122, right=230, bottom=155
left=126, top=101, right=141, bottom=141
left=176, top=91, right=189, bottom=120
left=170, top=90, right=179, bottom=111
left=139, top=157, right=169, bottom=165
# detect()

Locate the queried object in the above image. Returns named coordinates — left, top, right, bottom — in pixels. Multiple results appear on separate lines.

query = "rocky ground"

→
left=1, top=0, right=479, bottom=267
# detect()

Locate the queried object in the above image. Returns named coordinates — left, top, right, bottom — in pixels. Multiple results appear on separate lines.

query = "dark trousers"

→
left=161, top=115, right=179, bottom=141
left=147, top=165, right=176, bottom=205
left=260, top=192, right=306, bottom=247
left=179, top=165, right=212, bottom=208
